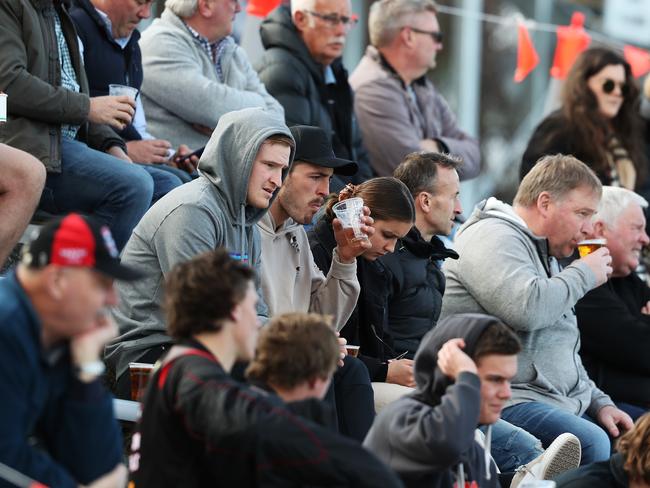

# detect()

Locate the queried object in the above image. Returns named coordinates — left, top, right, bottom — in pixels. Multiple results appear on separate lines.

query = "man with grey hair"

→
left=138, top=0, right=283, bottom=150
left=256, top=0, right=373, bottom=191
left=441, top=154, right=633, bottom=465
left=576, top=186, right=650, bottom=422
left=349, top=0, right=480, bottom=179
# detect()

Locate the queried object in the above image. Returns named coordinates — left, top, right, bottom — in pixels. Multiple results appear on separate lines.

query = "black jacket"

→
left=69, top=0, right=143, bottom=141
left=308, top=218, right=391, bottom=382
left=131, top=340, right=404, bottom=488
left=575, top=272, right=650, bottom=408
left=256, top=6, right=373, bottom=191
left=379, top=228, right=458, bottom=359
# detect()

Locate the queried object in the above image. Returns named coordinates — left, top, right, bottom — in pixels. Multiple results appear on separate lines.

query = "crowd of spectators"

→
left=1, top=0, right=650, bottom=486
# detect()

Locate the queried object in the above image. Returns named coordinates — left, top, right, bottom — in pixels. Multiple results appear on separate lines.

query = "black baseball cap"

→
left=289, top=125, right=358, bottom=176
left=21, top=213, right=142, bottom=281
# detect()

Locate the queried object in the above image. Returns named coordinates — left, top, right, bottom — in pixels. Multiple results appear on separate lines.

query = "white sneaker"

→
left=510, top=433, right=581, bottom=487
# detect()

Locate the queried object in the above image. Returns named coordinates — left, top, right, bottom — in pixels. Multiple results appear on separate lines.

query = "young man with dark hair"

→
left=129, top=249, right=404, bottom=488
left=364, top=313, right=582, bottom=488
left=246, top=312, right=340, bottom=402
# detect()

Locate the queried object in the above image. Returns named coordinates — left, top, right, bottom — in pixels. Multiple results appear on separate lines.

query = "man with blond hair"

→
left=441, top=154, right=633, bottom=464
left=576, top=186, right=650, bottom=421
left=349, top=0, right=480, bottom=179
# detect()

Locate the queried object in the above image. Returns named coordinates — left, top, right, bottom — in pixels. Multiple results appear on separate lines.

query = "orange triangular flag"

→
left=246, top=0, right=281, bottom=17
left=550, top=12, right=591, bottom=79
left=623, top=45, right=650, bottom=78
left=514, top=22, right=539, bottom=83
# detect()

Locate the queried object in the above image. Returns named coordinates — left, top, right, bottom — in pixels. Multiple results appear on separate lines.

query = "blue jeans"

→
left=482, top=419, right=543, bottom=472
left=136, top=164, right=184, bottom=202
left=40, top=139, right=153, bottom=250
left=501, top=402, right=610, bottom=465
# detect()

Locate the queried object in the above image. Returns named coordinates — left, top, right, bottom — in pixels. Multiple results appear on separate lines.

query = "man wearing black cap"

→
left=0, top=213, right=140, bottom=488
left=258, top=125, right=377, bottom=441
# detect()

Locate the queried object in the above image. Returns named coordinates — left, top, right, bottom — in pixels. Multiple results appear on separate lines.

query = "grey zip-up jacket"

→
left=139, top=8, right=283, bottom=150
left=106, top=108, right=293, bottom=379
left=258, top=212, right=359, bottom=330
left=441, top=197, right=614, bottom=417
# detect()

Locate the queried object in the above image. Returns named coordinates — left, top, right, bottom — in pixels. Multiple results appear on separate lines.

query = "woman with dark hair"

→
left=521, top=47, right=647, bottom=190
left=308, top=177, right=416, bottom=408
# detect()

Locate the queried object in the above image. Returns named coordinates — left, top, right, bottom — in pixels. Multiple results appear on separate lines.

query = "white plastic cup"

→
left=0, top=93, right=7, bottom=123
left=332, top=197, right=367, bottom=243
left=108, top=84, right=138, bottom=102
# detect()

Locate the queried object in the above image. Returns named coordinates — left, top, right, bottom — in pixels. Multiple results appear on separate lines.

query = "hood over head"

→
left=198, top=107, right=294, bottom=225
left=411, top=313, right=505, bottom=406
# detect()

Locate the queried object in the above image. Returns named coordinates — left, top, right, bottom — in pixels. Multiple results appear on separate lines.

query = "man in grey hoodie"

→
left=364, top=313, right=581, bottom=488
left=441, top=154, right=634, bottom=464
left=106, top=107, right=294, bottom=398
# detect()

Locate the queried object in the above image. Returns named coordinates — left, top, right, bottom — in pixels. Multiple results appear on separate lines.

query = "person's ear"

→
left=197, top=0, right=213, bottom=17
left=592, top=220, right=606, bottom=238
left=536, top=191, right=552, bottom=217
left=44, top=266, right=66, bottom=301
left=293, top=10, right=308, bottom=31
left=417, top=192, right=431, bottom=213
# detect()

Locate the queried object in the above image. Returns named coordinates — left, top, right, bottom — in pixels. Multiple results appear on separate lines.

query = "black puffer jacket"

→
left=256, top=6, right=373, bottom=191
left=379, top=227, right=459, bottom=359
left=308, top=218, right=392, bottom=382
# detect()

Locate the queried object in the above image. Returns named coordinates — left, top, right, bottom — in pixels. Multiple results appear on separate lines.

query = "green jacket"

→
left=0, top=0, right=125, bottom=172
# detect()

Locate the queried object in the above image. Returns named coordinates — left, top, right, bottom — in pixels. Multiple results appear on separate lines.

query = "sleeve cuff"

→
left=330, top=247, right=358, bottom=279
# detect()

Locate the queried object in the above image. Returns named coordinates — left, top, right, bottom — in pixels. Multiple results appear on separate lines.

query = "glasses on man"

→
left=306, top=10, right=358, bottom=28
left=601, top=78, right=629, bottom=97
left=408, top=26, right=443, bottom=44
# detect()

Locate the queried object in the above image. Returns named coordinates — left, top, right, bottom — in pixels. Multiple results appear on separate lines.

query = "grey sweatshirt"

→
left=106, top=108, right=293, bottom=378
left=441, top=197, right=614, bottom=417
left=364, top=314, right=499, bottom=488
left=258, top=212, right=359, bottom=331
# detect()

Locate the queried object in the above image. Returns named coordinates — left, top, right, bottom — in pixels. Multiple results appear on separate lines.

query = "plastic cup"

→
left=332, top=197, right=367, bottom=243
left=129, top=362, right=154, bottom=401
left=519, top=481, right=556, bottom=487
left=0, top=93, right=7, bottom=123
left=108, top=84, right=139, bottom=102
left=577, top=238, right=606, bottom=258
left=345, top=345, right=360, bottom=357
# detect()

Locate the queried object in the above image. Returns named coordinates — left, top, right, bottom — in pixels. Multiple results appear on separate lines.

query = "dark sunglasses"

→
left=408, top=26, right=443, bottom=44
left=602, top=79, right=629, bottom=96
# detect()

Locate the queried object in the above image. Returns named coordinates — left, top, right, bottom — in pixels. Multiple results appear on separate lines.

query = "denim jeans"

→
left=40, top=138, right=153, bottom=250
left=136, top=164, right=184, bottom=203
left=481, top=419, right=543, bottom=472
left=501, top=401, right=611, bottom=465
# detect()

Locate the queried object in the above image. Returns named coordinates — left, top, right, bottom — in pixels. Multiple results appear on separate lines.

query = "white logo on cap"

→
left=59, top=248, right=88, bottom=264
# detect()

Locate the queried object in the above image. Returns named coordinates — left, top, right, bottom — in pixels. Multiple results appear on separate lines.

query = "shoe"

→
left=510, top=433, right=581, bottom=487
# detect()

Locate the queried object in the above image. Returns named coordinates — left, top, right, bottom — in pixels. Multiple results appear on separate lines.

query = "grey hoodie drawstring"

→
left=484, top=424, right=492, bottom=480
left=456, top=463, right=465, bottom=488
left=240, top=204, right=246, bottom=262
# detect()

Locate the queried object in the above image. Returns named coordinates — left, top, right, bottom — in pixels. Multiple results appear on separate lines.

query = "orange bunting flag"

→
left=246, top=0, right=281, bottom=17
left=550, top=12, right=591, bottom=79
left=514, top=22, right=539, bottom=83
left=623, top=45, right=650, bottom=78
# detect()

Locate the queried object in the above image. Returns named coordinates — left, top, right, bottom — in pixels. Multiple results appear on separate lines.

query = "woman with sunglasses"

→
left=308, top=177, right=416, bottom=409
left=521, top=47, right=646, bottom=190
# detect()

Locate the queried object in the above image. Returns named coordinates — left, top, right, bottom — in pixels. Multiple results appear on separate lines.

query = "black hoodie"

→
left=363, top=314, right=500, bottom=488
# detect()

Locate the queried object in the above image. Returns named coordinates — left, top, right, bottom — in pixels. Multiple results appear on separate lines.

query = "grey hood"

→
left=198, top=107, right=294, bottom=226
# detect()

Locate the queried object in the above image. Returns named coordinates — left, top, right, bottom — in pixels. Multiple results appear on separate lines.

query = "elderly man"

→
left=0, top=214, right=140, bottom=487
left=70, top=0, right=199, bottom=190
left=0, top=0, right=153, bottom=250
left=349, top=0, right=480, bottom=179
left=576, top=187, right=650, bottom=422
left=441, top=154, right=633, bottom=464
left=256, top=0, right=373, bottom=190
left=138, top=0, right=283, bottom=151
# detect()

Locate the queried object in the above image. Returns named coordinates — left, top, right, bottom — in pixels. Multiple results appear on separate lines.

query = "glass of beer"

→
left=332, top=197, right=368, bottom=243
left=345, top=345, right=360, bottom=357
left=577, top=238, right=606, bottom=258
left=129, top=362, right=154, bottom=402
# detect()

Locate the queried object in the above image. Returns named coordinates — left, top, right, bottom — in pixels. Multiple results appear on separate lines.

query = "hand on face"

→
left=437, top=338, right=478, bottom=380
left=333, top=206, right=374, bottom=263
left=69, top=310, right=119, bottom=367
